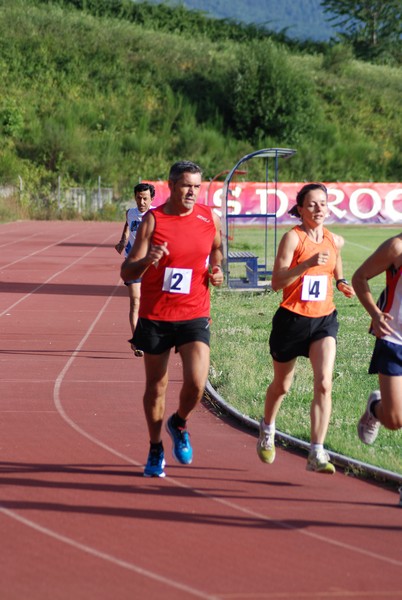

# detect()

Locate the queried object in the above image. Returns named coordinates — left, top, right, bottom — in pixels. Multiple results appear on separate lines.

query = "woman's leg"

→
left=309, top=336, right=337, bottom=444
left=264, top=358, right=297, bottom=424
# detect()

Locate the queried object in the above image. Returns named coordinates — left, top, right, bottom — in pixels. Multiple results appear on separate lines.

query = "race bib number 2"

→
left=301, top=275, right=327, bottom=301
left=162, top=267, right=192, bottom=294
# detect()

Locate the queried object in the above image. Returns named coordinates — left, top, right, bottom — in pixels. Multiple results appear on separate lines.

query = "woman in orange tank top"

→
left=256, top=183, right=355, bottom=474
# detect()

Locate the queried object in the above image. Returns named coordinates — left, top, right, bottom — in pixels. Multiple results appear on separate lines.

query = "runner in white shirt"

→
left=115, top=183, right=155, bottom=357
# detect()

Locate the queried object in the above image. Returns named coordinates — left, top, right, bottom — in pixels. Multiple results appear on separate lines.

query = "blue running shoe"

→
left=144, top=448, right=166, bottom=478
left=166, top=415, right=193, bottom=464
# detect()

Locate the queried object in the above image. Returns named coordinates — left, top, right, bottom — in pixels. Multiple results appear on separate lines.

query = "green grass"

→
left=209, top=224, right=402, bottom=475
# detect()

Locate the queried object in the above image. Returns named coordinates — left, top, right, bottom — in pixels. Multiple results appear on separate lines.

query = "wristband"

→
left=336, top=278, right=348, bottom=290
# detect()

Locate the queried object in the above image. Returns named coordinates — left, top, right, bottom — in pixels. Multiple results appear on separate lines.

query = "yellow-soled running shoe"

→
left=256, top=419, right=276, bottom=464
left=306, top=449, right=335, bottom=474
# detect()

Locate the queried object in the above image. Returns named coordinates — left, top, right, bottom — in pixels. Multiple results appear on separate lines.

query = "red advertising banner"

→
left=147, top=181, right=402, bottom=225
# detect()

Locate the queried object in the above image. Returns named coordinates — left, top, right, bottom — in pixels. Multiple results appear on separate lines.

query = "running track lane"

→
left=0, top=221, right=401, bottom=600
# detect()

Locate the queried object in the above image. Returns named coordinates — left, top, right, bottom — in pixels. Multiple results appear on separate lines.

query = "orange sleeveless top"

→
left=280, top=226, right=337, bottom=317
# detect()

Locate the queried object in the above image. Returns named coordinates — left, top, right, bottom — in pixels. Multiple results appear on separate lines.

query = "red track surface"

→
left=1, top=221, right=401, bottom=600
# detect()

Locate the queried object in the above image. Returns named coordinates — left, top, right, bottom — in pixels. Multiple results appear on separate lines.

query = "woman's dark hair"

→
left=288, top=183, right=327, bottom=218
left=134, top=182, right=155, bottom=199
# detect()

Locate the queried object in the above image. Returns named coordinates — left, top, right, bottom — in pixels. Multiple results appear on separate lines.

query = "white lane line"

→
left=0, top=231, right=116, bottom=317
left=185, top=481, right=402, bottom=568
left=2, top=229, right=400, bottom=595
left=50, top=272, right=401, bottom=569
left=0, top=506, right=218, bottom=600
left=0, top=230, right=81, bottom=270
left=53, top=282, right=142, bottom=466
left=0, top=232, right=43, bottom=249
left=51, top=279, right=402, bottom=569
left=1, top=232, right=220, bottom=598
left=0, top=283, right=218, bottom=599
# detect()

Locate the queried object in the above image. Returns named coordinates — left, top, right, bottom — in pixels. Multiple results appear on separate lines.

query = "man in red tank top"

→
left=121, top=161, right=223, bottom=478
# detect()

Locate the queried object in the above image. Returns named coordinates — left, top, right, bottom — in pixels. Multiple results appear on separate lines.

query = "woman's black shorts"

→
left=269, top=307, right=339, bottom=362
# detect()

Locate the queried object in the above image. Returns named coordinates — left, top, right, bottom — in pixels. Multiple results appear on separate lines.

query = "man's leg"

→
left=357, top=374, right=402, bottom=446
left=128, top=282, right=143, bottom=355
left=378, top=374, right=402, bottom=430
left=177, top=341, right=210, bottom=420
left=127, top=283, right=139, bottom=336
left=143, top=350, right=170, bottom=443
left=142, top=350, right=170, bottom=477
left=165, top=341, right=210, bottom=465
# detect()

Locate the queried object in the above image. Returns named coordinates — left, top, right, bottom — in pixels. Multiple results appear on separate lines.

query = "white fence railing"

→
left=0, top=178, right=115, bottom=213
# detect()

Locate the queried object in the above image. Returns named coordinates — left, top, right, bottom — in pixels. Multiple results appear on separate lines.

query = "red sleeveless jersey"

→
left=139, top=203, right=217, bottom=321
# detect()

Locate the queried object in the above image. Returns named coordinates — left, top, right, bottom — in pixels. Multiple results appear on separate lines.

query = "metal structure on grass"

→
left=221, top=148, right=296, bottom=289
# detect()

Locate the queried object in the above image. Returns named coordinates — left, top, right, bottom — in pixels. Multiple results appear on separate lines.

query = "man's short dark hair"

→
left=134, top=182, right=155, bottom=198
left=168, top=161, right=202, bottom=184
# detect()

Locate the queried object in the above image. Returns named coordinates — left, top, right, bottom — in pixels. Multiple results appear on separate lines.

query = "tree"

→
left=321, top=0, right=402, bottom=63
left=229, top=40, right=320, bottom=144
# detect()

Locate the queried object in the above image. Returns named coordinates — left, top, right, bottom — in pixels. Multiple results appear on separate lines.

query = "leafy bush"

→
left=229, top=40, right=322, bottom=144
left=322, top=42, right=353, bottom=74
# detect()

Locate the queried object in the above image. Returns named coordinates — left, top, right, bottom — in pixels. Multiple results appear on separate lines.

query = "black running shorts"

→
left=133, top=317, right=211, bottom=355
left=269, top=306, right=339, bottom=362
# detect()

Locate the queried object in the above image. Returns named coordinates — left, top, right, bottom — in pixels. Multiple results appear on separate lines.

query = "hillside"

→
left=147, top=0, right=339, bottom=41
left=0, top=0, right=401, bottom=206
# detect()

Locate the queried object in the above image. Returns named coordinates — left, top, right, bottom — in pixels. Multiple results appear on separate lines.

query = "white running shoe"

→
left=256, top=419, right=276, bottom=464
left=306, top=448, right=335, bottom=474
left=358, top=390, right=381, bottom=445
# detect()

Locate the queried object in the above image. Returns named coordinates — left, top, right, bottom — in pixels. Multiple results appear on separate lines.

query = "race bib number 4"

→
left=301, top=275, right=327, bottom=301
left=162, top=267, right=192, bottom=294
